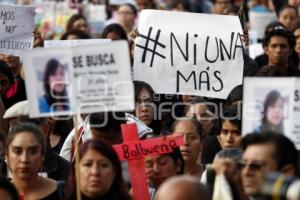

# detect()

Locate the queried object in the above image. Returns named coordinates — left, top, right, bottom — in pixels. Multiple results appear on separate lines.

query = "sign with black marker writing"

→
left=0, top=3, right=35, bottom=56
left=134, top=10, right=244, bottom=99
left=243, top=77, right=300, bottom=150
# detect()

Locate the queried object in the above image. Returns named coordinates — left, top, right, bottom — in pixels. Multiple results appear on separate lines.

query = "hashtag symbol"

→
left=136, top=26, right=166, bottom=67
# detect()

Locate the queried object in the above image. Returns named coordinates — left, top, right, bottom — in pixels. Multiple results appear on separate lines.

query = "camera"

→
left=258, top=172, right=300, bottom=200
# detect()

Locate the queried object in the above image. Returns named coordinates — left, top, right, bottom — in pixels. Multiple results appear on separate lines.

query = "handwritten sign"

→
left=134, top=10, right=244, bottom=99
left=114, top=135, right=183, bottom=160
left=22, top=41, right=134, bottom=117
left=243, top=77, right=300, bottom=150
left=0, top=3, right=35, bottom=56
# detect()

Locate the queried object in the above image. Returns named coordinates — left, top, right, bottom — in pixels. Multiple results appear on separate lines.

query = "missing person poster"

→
left=243, top=77, right=300, bottom=150
left=23, top=41, right=134, bottom=118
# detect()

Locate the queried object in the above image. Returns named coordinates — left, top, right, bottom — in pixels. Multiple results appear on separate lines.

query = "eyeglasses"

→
left=238, top=161, right=266, bottom=171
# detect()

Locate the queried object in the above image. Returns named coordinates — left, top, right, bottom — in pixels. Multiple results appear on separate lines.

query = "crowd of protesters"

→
left=1, top=0, right=300, bottom=199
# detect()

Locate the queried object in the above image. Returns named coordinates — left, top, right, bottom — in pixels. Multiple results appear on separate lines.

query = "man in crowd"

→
left=240, top=133, right=298, bottom=199
left=258, top=27, right=300, bottom=76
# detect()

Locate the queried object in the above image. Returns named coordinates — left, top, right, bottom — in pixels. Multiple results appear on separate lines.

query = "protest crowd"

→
left=1, top=0, right=300, bottom=199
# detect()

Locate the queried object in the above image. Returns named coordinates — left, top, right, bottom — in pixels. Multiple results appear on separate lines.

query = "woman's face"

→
left=7, top=132, right=43, bottom=180
left=135, top=88, right=154, bottom=126
left=172, top=121, right=202, bottom=165
left=219, top=120, right=241, bottom=149
left=145, top=154, right=180, bottom=188
left=186, top=103, right=214, bottom=136
left=117, top=5, right=135, bottom=29
left=73, top=18, right=88, bottom=34
left=49, top=66, right=65, bottom=94
left=279, top=8, right=298, bottom=31
left=0, top=73, right=10, bottom=95
left=79, top=149, right=115, bottom=198
left=294, top=28, right=300, bottom=55
left=266, top=98, right=284, bottom=125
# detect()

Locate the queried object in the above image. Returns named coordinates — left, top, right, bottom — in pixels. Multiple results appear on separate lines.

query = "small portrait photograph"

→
left=35, top=57, right=71, bottom=114
left=252, top=89, right=289, bottom=134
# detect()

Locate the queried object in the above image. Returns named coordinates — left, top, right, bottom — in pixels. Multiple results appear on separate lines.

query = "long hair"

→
left=43, top=58, right=69, bottom=110
left=66, top=14, right=87, bottom=32
left=261, top=90, right=284, bottom=133
left=64, top=139, right=131, bottom=200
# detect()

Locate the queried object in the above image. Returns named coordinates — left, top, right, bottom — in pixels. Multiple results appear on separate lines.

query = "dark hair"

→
left=215, top=148, right=243, bottom=163
left=66, top=14, right=87, bottom=32
left=89, top=112, right=125, bottom=142
left=263, top=28, right=296, bottom=49
left=184, top=98, right=220, bottom=136
left=261, top=90, right=284, bottom=133
left=241, top=133, right=298, bottom=175
left=133, top=81, right=162, bottom=135
left=221, top=105, right=242, bottom=132
left=64, top=139, right=131, bottom=200
left=102, top=23, right=128, bottom=40
left=43, top=58, right=69, bottom=111
left=120, top=3, right=137, bottom=17
left=279, top=5, right=298, bottom=17
left=61, top=29, right=91, bottom=40
left=163, top=147, right=185, bottom=175
left=0, top=176, right=19, bottom=200
left=184, top=98, right=216, bottom=116
left=255, top=65, right=288, bottom=76
left=171, top=118, right=203, bottom=142
left=170, top=0, right=191, bottom=11
left=224, top=85, right=243, bottom=110
left=6, top=122, right=46, bottom=156
left=0, top=60, right=14, bottom=85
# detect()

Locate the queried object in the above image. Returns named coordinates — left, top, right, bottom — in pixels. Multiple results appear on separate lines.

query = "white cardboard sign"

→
left=0, top=3, right=35, bottom=56
left=44, top=39, right=110, bottom=48
left=243, top=77, right=300, bottom=150
left=23, top=41, right=134, bottom=117
left=134, top=10, right=244, bottom=99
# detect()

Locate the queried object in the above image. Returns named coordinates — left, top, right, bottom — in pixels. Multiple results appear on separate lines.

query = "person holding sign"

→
left=254, top=90, right=285, bottom=134
left=6, top=123, right=63, bottom=200
left=39, top=58, right=70, bottom=113
left=64, top=139, right=132, bottom=200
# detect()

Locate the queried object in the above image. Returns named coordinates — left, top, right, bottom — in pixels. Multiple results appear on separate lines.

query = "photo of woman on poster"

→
left=254, top=90, right=285, bottom=134
left=39, top=58, right=70, bottom=113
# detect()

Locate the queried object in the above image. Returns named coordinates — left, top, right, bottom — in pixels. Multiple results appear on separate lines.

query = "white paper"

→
left=243, top=77, right=300, bottom=150
left=44, top=39, right=110, bottom=48
left=249, top=11, right=277, bottom=41
left=134, top=10, right=244, bottom=99
left=0, top=3, right=35, bottom=56
left=23, top=41, right=134, bottom=117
